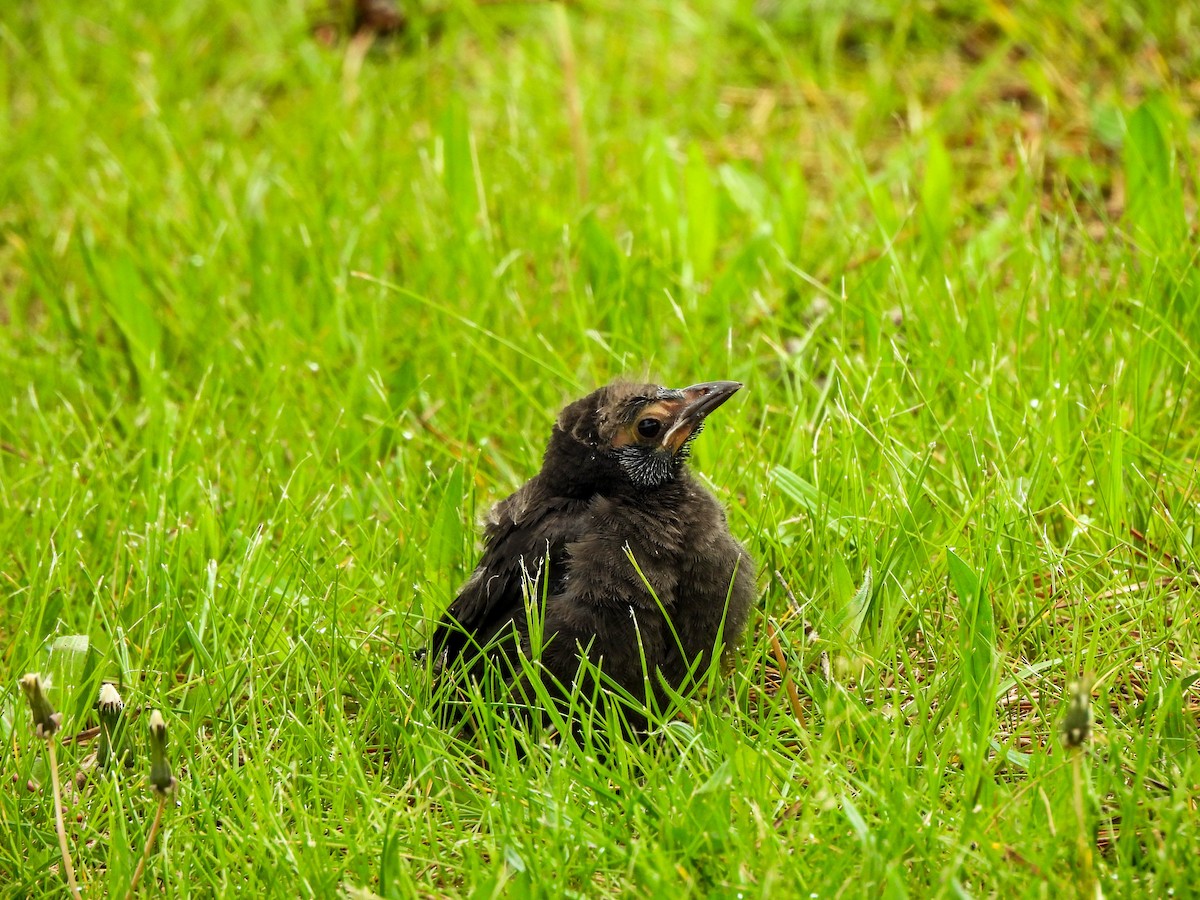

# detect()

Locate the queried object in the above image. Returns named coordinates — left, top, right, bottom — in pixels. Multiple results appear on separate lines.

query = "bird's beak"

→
left=661, top=381, right=742, bottom=454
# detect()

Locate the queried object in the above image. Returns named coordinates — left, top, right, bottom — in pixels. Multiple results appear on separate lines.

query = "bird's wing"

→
left=427, top=485, right=586, bottom=671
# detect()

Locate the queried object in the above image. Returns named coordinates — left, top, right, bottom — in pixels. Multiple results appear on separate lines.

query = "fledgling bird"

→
left=428, top=379, right=755, bottom=730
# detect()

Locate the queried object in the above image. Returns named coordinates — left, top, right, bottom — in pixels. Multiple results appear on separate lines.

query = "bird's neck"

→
left=539, top=427, right=692, bottom=501
left=539, top=427, right=620, bottom=498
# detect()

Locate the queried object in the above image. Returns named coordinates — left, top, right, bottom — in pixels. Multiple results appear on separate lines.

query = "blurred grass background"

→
left=1, top=0, right=1198, bottom=895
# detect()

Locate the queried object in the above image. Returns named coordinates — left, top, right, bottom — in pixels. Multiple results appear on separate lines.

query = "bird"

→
left=427, top=379, right=756, bottom=733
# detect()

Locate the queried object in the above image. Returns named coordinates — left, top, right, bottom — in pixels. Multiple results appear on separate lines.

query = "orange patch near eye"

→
left=611, top=400, right=682, bottom=447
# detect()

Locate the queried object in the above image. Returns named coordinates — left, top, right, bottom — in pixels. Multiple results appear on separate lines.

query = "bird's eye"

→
left=637, top=418, right=662, bottom=439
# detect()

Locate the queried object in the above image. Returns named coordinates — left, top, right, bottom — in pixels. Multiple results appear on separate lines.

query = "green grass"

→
left=2, top=0, right=1199, bottom=895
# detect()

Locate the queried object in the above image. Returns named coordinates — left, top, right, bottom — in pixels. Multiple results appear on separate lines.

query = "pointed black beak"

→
left=662, top=381, right=742, bottom=453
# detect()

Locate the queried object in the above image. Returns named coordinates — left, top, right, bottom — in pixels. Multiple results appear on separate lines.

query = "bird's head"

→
left=545, top=380, right=743, bottom=492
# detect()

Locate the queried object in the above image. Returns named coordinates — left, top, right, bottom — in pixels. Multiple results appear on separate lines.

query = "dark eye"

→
left=637, top=418, right=662, bottom=439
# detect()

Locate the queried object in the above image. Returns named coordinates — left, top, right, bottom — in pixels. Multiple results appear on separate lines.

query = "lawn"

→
left=2, top=0, right=1198, bottom=895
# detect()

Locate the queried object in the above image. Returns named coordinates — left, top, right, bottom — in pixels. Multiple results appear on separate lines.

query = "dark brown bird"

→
left=428, top=379, right=755, bottom=730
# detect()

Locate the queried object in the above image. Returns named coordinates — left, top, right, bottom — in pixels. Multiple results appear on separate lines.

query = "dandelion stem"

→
left=125, top=794, right=166, bottom=900
left=46, top=741, right=81, bottom=899
left=1071, top=749, right=1094, bottom=895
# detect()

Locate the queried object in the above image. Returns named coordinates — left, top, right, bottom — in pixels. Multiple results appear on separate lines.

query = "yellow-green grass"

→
left=1, top=0, right=1198, bottom=895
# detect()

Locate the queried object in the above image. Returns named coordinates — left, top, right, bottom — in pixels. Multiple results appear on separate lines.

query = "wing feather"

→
left=427, top=483, right=586, bottom=675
